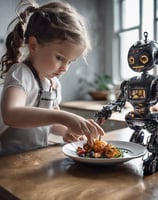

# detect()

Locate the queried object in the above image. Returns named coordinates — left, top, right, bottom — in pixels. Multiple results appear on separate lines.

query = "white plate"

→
left=62, top=140, right=146, bottom=165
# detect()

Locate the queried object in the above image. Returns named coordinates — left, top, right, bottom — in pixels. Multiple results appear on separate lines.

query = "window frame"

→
left=154, top=0, right=158, bottom=74
left=113, top=0, right=158, bottom=82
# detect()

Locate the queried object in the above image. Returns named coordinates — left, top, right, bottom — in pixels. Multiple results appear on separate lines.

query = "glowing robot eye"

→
left=140, top=55, right=149, bottom=64
left=129, top=56, right=135, bottom=65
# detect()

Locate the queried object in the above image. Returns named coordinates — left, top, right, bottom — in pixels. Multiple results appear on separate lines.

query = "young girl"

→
left=0, top=0, right=104, bottom=155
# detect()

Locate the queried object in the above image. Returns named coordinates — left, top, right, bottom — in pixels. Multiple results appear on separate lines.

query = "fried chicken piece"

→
left=83, top=139, right=107, bottom=153
left=103, top=143, right=121, bottom=158
left=83, top=139, right=121, bottom=158
left=93, top=139, right=108, bottom=153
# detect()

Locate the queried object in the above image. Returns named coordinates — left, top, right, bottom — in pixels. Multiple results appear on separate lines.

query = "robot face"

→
left=128, top=40, right=158, bottom=72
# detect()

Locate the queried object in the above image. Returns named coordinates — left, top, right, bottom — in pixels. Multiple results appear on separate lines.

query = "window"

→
left=155, top=0, right=158, bottom=74
left=114, top=0, right=157, bottom=82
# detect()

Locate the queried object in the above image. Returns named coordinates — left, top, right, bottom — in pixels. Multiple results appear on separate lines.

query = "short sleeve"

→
left=3, top=63, right=38, bottom=96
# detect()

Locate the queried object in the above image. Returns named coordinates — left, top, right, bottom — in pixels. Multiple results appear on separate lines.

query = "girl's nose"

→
left=60, top=63, right=70, bottom=72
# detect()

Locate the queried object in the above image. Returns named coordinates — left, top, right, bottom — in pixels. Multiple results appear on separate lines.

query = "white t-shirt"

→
left=0, top=63, right=62, bottom=155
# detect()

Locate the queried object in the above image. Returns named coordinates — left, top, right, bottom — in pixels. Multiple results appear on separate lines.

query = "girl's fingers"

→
left=63, top=133, right=84, bottom=143
left=79, top=126, right=93, bottom=146
left=65, top=117, right=105, bottom=146
left=75, top=119, right=104, bottom=146
left=84, top=120, right=105, bottom=146
left=88, top=119, right=105, bottom=136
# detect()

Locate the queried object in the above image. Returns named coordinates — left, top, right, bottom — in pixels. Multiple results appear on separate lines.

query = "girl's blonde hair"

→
left=0, top=0, right=91, bottom=78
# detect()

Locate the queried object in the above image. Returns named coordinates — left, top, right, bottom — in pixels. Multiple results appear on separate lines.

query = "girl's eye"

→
left=56, top=55, right=63, bottom=61
left=56, top=55, right=72, bottom=65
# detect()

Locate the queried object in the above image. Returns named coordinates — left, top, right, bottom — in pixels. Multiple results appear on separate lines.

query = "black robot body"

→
left=94, top=32, right=158, bottom=175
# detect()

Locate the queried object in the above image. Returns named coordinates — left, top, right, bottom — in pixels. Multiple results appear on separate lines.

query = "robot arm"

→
left=157, top=81, right=158, bottom=100
left=94, top=80, right=128, bottom=124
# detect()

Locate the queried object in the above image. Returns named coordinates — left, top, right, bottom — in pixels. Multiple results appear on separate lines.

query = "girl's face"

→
left=28, top=37, right=85, bottom=79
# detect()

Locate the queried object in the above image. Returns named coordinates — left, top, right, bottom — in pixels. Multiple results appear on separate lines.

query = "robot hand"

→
left=94, top=105, right=112, bottom=124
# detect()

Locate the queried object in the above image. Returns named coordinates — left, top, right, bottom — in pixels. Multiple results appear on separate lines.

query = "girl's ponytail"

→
left=1, top=22, right=24, bottom=77
left=0, top=4, right=36, bottom=78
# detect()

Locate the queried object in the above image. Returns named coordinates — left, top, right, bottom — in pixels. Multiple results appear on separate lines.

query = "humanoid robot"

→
left=94, top=32, right=158, bottom=175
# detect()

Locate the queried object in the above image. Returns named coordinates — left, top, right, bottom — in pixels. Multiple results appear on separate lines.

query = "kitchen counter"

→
left=0, top=127, right=157, bottom=200
left=60, top=100, right=132, bottom=131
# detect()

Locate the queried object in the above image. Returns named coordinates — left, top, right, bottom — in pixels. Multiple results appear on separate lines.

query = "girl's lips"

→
left=54, top=73, right=60, bottom=76
left=54, top=72, right=64, bottom=76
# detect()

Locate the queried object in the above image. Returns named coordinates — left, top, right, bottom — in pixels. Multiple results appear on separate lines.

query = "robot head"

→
left=128, top=32, right=158, bottom=72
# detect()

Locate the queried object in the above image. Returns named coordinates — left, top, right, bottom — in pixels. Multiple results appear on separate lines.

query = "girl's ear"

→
left=27, top=36, right=38, bottom=53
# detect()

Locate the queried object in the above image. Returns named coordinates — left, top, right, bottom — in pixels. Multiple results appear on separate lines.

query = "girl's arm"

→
left=2, top=87, right=104, bottom=145
left=50, top=124, right=84, bottom=142
left=2, top=87, right=74, bottom=128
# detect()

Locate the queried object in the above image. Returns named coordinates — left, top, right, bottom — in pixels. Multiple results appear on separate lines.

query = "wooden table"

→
left=0, top=128, right=157, bottom=200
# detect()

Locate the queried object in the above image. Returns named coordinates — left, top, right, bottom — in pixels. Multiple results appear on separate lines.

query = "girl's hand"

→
left=63, top=131, right=84, bottom=143
left=63, top=113, right=105, bottom=146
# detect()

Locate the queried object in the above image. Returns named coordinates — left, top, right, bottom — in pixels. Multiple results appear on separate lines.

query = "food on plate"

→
left=77, top=139, right=123, bottom=158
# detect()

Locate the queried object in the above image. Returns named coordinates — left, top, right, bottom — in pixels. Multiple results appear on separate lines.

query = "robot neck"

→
left=141, top=71, right=151, bottom=80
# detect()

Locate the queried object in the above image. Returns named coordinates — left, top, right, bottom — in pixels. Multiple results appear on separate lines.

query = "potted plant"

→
left=79, top=73, right=113, bottom=100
